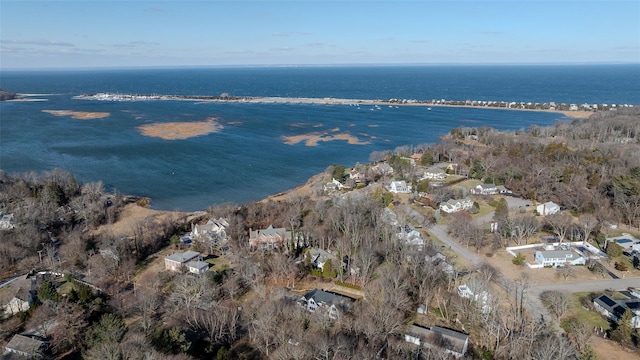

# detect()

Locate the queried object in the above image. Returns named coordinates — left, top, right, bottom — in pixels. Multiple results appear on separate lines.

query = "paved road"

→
left=428, top=222, right=640, bottom=335
left=429, top=224, right=482, bottom=268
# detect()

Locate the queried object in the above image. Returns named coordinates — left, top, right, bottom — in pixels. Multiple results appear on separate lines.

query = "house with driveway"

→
left=471, top=184, right=498, bottom=195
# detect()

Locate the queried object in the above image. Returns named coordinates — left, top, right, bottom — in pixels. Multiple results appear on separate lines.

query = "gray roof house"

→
left=299, top=289, right=356, bottom=320
left=249, top=225, right=290, bottom=249
left=3, top=334, right=47, bottom=359
left=306, top=248, right=337, bottom=272
left=404, top=324, right=469, bottom=358
left=164, top=251, right=204, bottom=272
left=593, top=294, right=640, bottom=328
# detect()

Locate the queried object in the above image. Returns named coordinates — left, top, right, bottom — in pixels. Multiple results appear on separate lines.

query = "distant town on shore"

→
left=75, top=92, right=635, bottom=113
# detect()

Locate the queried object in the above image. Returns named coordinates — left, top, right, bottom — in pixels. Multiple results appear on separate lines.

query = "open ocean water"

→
left=1, top=65, right=639, bottom=210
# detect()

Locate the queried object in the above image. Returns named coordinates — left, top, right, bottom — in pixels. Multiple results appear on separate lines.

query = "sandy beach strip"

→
left=42, top=110, right=110, bottom=120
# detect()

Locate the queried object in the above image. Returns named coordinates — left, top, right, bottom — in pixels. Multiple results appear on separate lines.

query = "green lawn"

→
left=205, top=255, right=230, bottom=272
left=562, top=292, right=610, bottom=331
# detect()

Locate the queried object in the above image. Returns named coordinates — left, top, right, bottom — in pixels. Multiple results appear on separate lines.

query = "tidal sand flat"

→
left=282, top=130, right=370, bottom=147
left=42, top=110, right=110, bottom=120
left=137, top=117, right=223, bottom=140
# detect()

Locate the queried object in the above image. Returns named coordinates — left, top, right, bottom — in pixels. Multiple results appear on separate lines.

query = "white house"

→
left=534, top=250, right=585, bottom=267
left=397, top=225, right=424, bottom=249
left=299, top=289, right=356, bottom=320
left=471, top=184, right=498, bottom=195
left=457, top=281, right=491, bottom=313
left=388, top=180, right=411, bottom=193
left=593, top=294, right=640, bottom=328
left=536, top=201, right=560, bottom=216
left=439, top=198, right=473, bottom=213
left=323, top=178, right=346, bottom=193
left=404, top=324, right=469, bottom=358
left=420, top=166, right=447, bottom=181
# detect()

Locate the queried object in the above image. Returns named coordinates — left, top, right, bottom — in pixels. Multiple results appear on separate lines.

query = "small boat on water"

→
left=427, top=107, right=432, bottom=111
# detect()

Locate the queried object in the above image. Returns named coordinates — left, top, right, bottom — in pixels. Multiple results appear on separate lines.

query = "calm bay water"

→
left=1, top=65, right=639, bottom=210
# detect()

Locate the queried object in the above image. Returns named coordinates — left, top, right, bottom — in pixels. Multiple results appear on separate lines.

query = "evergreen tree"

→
left=37, top=279, right=58, bottom=302
left=610, top=309, right=633, bottom=344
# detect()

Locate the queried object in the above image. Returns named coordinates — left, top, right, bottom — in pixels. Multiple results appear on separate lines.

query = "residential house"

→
left=192, top=218, right=228, bottom=242
left=2, top=275, right=36, bottom=316
left=439, top=198, right=473, bottom=213
left=299, top=289, right=356, bottom=320
left=426, top=252, right=454, bottom=275
left=471, top=184, right=498, bottom=195
left=306, top=248, right=336, bottom=272
left=348, top=169, right=367, bottom=184
left=371, top=163, right=394, bottom=176
left=3, top=334, right=47, bottom=359
left=593, top=294, right=640, bottom=328
left=534, top=250, right=586, bottom=267
left=191, top=218, right=229, bottom=252
left=457, top=280, right=491, bottom=313
left=249, top=225, right=290, bottom=249
left=0, top=213, right=15, bottom=230
left=536, top=201, right=560, bottom=216
left=388, top=180, right=411, bottom=194
left=404, top=324, right=469, bottom=358
left=397, top=225, right=424, bottom=250
left=420, top=166, right=447, bottom=181
left=187, top=260, right=210, bottom=275
left=401, top=156, right=416, bottom=167
left=323, top=178, right=346, bottom=193
left=164, top=251, right=206, bottom=273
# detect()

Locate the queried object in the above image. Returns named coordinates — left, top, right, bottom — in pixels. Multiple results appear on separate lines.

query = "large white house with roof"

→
left=388, top=180, right=411, bottom=193
left=534, top=250, right=585, bottom=267
left=439, top=198, right=473, bottom=213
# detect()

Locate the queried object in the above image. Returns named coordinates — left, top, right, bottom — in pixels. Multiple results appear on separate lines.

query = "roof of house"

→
left=187, top=260, right=209, bottom=271
left=165, top=251, right=201, bottom=264
left=5, top=334, right=46, bottom=356
left=302, top=289, right=356, bottom=306
left=308, top=248, right=335, bottom=264
left=254, top=225, right=287, bottom=238
left=406, top=324, right=468, bottom=355
left=536, top=250, right=575, bottom=259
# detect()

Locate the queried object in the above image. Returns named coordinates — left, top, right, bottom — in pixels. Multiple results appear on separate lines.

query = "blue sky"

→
left=1, top=1, right=639, bottom=69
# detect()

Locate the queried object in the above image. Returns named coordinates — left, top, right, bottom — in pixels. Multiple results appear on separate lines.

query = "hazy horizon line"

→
left=2, top=61, right=639, bottom=72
